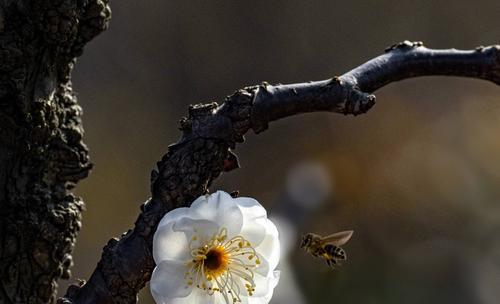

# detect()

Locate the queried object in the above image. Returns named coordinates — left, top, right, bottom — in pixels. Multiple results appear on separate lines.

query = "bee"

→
left=300, top=230, right=353, bottom=268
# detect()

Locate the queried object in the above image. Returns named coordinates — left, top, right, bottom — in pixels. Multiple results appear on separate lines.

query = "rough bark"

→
left=59, top=41, right=500, bottom=303
left=0, top=1, right=110, bottom=303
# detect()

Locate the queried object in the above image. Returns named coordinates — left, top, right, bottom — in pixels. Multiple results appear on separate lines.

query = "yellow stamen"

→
left=185, top=228, right=259, bottom=303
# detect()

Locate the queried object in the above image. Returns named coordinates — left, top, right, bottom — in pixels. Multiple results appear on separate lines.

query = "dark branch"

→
left=249, top=41, right=500, bottom=132
left=60, top=41, right=500, bottom=304
left=354, top=42, right=500, bottom=91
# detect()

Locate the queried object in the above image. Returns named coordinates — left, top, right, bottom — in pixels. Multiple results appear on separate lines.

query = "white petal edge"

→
left=153, top=221, right=190, bottom=264
left=235, top=197, right=268, bottom=247
left=239, top=271, right=281, bottom=304
left=253, top=271, right=280, bottom=304
left=169, top=288, right=216, bottom=304
left=188, top=191, right=244, bottom=237
left=157, top=207, right=190, bottom=230
left=254, top=218, right=280, bottom=273
left=234, top=196, right=267, bottom=220
left=150, top=259, right=192, bottom=303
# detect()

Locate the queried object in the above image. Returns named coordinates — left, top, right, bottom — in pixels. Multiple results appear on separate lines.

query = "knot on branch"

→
left=220, top=88, right=255, bottom=140
left=329, top=77, right=376, bottom=115
left=385, top=40, right=424, bottom=52
left=178, top=89, right=254, bottom=145
left=249, top=83, right=274, bottom=134
left=342, top=85, right=376, bottom=115
left=178, top=102, right=235, bottom=143
left=480, top=45, right=500, bottom=85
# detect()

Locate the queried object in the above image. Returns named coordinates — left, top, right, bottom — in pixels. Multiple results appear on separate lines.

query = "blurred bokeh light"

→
left=62, top=1, right=500, bottom=303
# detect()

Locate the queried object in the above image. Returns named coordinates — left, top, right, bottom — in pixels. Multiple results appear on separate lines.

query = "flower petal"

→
left=250, top=271, right=280, bottom=304
left=236, top=197, right=268, bottom=247
left=150, top=259, right=192, bottom=303
left=157, top=207, right=190, bottom=229
left=235, top=196, right=267, bottom=220
left=254, top=219, right=280, bottom=273
left=169, top=288, right=216, bottom=304
left=238, top=271, right=280, bottom=304
left=254, top=253, right=270, bottom=277
left=189, top=191, right=244, bottom=236
left=239, top=218, right=267, bottom=249
left=153, top=222, right=190, bottom=264
left=173, top=217, right=220, bottom=244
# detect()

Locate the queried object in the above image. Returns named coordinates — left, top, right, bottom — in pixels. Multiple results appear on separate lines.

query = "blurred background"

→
left=61, top=1, right=500, bottom=303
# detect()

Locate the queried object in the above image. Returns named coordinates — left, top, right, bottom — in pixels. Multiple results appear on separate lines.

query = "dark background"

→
left=61, top=1, right=500, bottom=303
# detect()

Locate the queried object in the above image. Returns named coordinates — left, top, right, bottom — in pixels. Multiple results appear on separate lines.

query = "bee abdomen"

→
left=324, top=244, right=347, bottom=260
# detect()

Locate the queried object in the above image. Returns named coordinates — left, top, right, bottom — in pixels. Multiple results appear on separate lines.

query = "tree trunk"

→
left=0, top=1, right=110, bottom=303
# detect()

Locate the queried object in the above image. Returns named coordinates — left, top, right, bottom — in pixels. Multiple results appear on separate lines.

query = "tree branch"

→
left=250, top=41, right=500, bottom=132
left=60, top=41, right=500, bottom=304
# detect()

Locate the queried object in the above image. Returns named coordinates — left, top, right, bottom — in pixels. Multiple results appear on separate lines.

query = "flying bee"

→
left=300, top=230, right=353, bottom=268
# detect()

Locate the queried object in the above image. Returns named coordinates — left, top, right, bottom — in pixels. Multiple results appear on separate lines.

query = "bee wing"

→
left=321, top=230, right=353, bottom=246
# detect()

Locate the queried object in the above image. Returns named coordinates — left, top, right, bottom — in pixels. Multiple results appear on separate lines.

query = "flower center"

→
left=204, top=246, right=228, bottom=275
left=184, top=228, right=260, bottom=303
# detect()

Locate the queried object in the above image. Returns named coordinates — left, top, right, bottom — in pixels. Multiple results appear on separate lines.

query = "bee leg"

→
left=326, top=258, right=337, bottom=268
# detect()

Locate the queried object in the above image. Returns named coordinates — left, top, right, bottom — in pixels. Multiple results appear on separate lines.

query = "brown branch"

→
left=60, top=41, right=500, bottom=304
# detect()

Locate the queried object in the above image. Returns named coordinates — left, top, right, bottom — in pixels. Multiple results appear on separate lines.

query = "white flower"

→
left=151, top=191, right=281, bottom=304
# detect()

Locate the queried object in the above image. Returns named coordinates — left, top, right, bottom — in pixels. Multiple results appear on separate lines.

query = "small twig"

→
left=60, top=41, right=500, bottom=304
left=249, top=41, right=500, bottom=132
